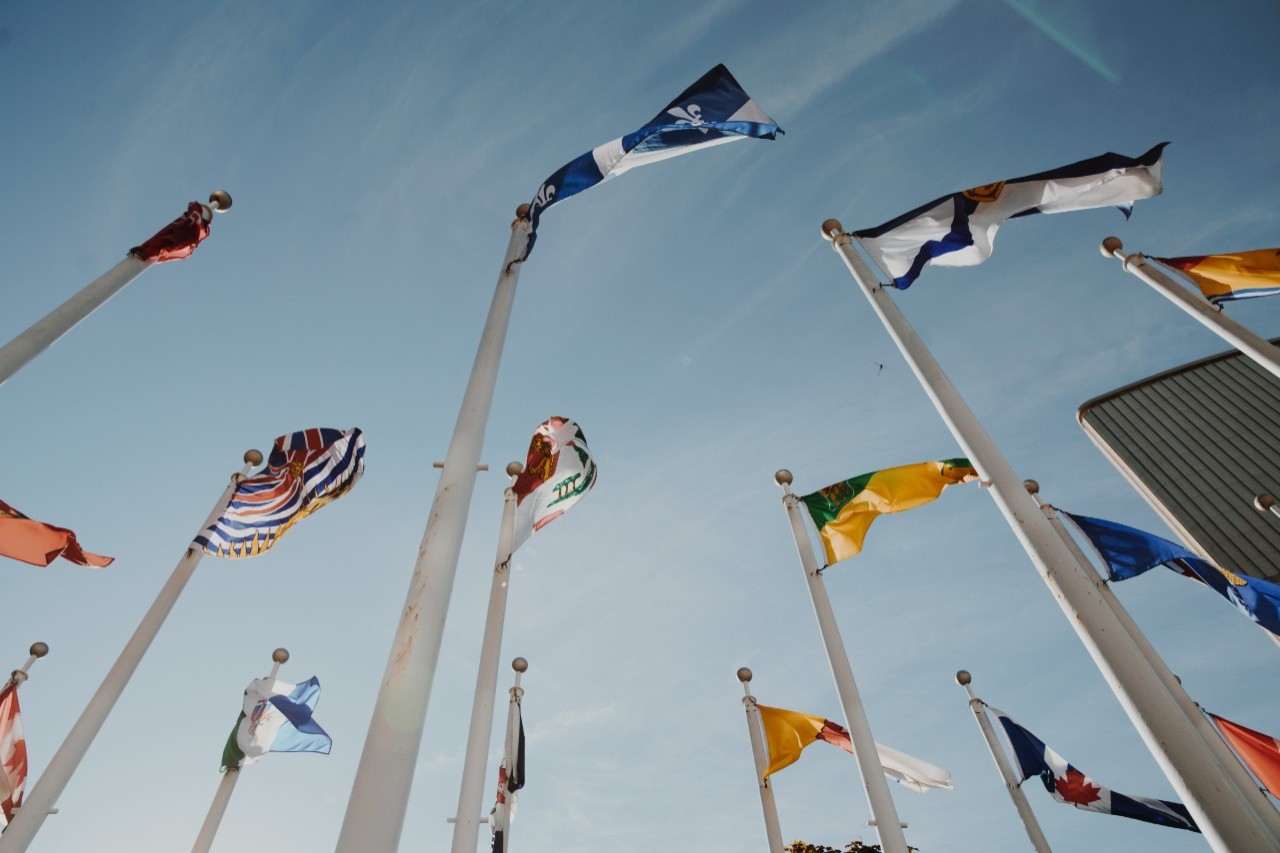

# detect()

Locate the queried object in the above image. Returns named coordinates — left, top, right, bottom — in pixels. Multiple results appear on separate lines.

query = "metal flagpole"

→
left=191, top=648, right=290, bottom=853
left=496, top=657, right=526, bottom=853
left=1031, top=486, right=1280, bottom=834
left=775, top=470, right=909, bottom=853
left=0, top=192, right=231, bottom=390
left=736, top=668, right=785, bottom=853
left=954, top=671, right=1052, bottom=853
left=338, top=206, right=531, bottom=853
left=821, top=219, right=1278, bottom=851
left=1101, top=237, right=1280, bottom=382
left=451, top=462, right=523, bottom=853
left=6, top=643, right=49, bottom=691
left=0, top=449, right=262, bottom=853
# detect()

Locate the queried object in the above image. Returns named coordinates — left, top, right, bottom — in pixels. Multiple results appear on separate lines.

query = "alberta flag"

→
left=522, top=64, right=781, bottom=259
left=991, top=707, right=1198, bottom=833
left=221, top=676, right=331, bottom=770
left=854, top=144, right=1167, bottom=288
left=511, top=417, right=597, bottom=552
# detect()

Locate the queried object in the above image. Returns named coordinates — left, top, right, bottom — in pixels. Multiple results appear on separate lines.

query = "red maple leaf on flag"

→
left=1055, top=767, right=1103, bottom=806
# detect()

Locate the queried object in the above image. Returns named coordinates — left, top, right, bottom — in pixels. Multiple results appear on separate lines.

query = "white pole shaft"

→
left=780, top=491, right=909, bottom=853
left=451, top=486, right=518, bottom=853
left=826, top=228, right=1276, bottom=851
left=0, top=256, right=151, bottom=389
left=741, top=687, right=785, bottom=853
left=191, top=769, right=239, bottom=853
left=337, top=214, right=530, bottom=853
left=1104, top=244, right=1280, bottom=382
left=0, top=467, right=247, bottom=853
left=1040, top=501, right=1280, bottom=832
left=498, top=673, right=523, bottom=853
left=960, top=686, right=1052, bottom=853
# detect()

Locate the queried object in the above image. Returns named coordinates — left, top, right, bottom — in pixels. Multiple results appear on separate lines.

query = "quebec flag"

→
left=522, top=64, right=781, bottom=259
left=991, top=707, right=1199, bottom=833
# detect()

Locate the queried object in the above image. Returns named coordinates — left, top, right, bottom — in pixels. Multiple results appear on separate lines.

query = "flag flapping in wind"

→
left=1206, top=712, right=1280, bottom=796
left=1155, top=248, right=1280, bottom=306
left=489, top=704, right=525, bottom=853
left=0, top=499, right=113, bottom=568
left=991, top=707, right=1198, bottom=832
left=1065, top=511, right=1280, bottom=637
left=854, top=143, right=1167, bottom=289
left=511, top=417, right=596, bottom=552
left=522, top=64, right=781, bottom=259
left=756, top=704, right=952, bottom=792
left=799, top=459, right=978, bottom=565
left=196, top=428, right=364, bottom=558
left=129, top=202, right=213, bottom=262
left=0, top=683, right=27, bottom=828
left=221, top=676, right=331, bottom=770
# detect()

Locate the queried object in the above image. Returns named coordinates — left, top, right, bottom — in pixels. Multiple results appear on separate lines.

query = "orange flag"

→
left=1208, top=712, right=1280, bottom=796
left=0, top=500, right=113, bottom=568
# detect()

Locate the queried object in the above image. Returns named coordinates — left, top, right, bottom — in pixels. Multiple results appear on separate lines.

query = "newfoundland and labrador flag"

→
left=991, top=707, right=1198, bottom=832
left=511, top=418, right=596, bottom=552
left=1155, top=248, right=1280, bottom=306
left=799, top=459, right=978, bottom=565
left=196, top=428, right=364, bottom=559
left=221, top=676, right=331, bottom=771
left=0, top=499, right=113, bottom=568
left=854, top=143, right=1167, bottom=289
left=1064, top=512, right=1280, bottom=638
left=522, top=64, right=781, bottom=259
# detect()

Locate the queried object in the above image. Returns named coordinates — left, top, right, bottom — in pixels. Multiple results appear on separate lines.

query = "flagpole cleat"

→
left=821, top=219, right=844, bottom=242
left=1100, top=236, right=1123, bottom=258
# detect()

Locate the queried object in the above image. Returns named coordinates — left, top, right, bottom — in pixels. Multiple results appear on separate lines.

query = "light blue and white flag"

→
left=220, top=676, right=331, bottom=770
left=853, top=144, right=1167, bottom=289
left=522, top=64, right=781, bottom=259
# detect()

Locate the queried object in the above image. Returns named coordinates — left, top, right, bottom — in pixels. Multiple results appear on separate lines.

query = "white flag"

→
left=510, top=417, right=596, bottom=552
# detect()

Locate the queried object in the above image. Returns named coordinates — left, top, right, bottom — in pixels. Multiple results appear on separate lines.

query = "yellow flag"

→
left=1158, top=249, right=1280, bottom=306
left=757, top=705, right=831, bottom=777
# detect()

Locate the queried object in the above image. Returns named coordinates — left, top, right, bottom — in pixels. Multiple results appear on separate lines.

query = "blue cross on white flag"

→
left=521, top=64, right=781, bottom=259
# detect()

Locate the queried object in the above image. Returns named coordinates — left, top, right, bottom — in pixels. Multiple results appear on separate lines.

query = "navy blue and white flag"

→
left=853, top=143, right=1167, bottom=289
left=1065, top=511, right=1280, bottom=637
left=991, top=706, right=1199, bottom=833
left=521, top=64, right=781, bottom=259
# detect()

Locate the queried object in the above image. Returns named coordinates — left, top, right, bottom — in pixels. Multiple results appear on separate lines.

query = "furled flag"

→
left=991, top=707, right=1198, bottom=832
left=799, top=459, right=978, bottom=565
left=756, top=705, right=952, bottom=793
left=129, top=202, right=212, bottom=262
left=854, top=143, right=1167, bottom=289
left=195, top=427, right=365, bottom=559
left=1206, top=711, right=1280, bottom=796
left=521, top=64, right=781, bottom=259
left=0, top=683, right=27, bottom=829
left=1154, top=248, right=1280, bottom=306
left=0, top=499, right=113, bottom=568
left=489, top=705, right=525, bottom=853
left=1064, top=512, right=1280, bottom=637
left=220, top=676, right=331, bottom=771
left=511, top=417, right=596, bottom=552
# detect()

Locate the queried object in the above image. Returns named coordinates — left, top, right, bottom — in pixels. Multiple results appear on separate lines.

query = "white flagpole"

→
left=497, top=657, right=526, bottom=853
left=736, top=668, right=785, bottom=853
left=822, top=219, right=1278, bottom=851
left=1101, top=237, right=1280, bottom=381
left=0, top=449, right=262, bottom=853
left=1032, top=487, right=1280, bottom=833
left=451, top=462, right=523, bottom=853
left=0, top=192, right=231, bottom=390
left=775, top=470, right=909, bottom=853
left=6, top=643, right=49, bottom=691
left=954, top=671, right=1052, bottom=853
left=338, top=206, right=531, bottom=853
left=190, top=648, right=290, bottom=853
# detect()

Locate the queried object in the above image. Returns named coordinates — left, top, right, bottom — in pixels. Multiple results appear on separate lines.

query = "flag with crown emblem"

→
left=511, top=418, right=596, bottom=552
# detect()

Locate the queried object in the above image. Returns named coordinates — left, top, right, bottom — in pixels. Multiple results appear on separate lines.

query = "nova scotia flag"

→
left=522, top=64, right=781, bottom=259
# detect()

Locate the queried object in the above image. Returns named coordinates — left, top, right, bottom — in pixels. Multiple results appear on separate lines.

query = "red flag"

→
left=0, top=683, right=26, bottom=828
left=129, top=202, right=211, bottom=262
left=1209, top=712, right=1280, bottom=796
left=0, top=500, right=113, bottom=567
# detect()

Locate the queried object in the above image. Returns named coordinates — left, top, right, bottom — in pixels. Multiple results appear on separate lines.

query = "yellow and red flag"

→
left=1156, top=249, right=1280, bottom=306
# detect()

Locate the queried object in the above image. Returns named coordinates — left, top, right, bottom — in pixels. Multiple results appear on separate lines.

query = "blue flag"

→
left=522, top=64, right=781, bottom=259
left=1066, top=512, right=1280, bottom=637
left=991, top=706, right=1198, bottom=833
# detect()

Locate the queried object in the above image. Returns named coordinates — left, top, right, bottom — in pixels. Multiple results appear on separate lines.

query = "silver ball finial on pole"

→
left=1100, top=236, right=1124, bottom=258
left=820, top=219, right=844, bottom=242
left=506, top=461, right=524, bottom=478
left=272, top=648, right=290, bottom=664
left=512, top=657, right=528, bottom=673
left=243, top=449, right=264, bottom=466
left=208, top=190, right=233, bottom=213
left=1023, top=479, right=1040, bottom=495
left=955, top=669, right=972, bottom=686
left=515, top=203, right=531, bottom=220
left=1255, top=494, right=1277, bottom=512
left=737, top=667, right=753, bottom=683
left=774, top=469, right=793, bottom=488
left=30, top=642, right=49, bottom=658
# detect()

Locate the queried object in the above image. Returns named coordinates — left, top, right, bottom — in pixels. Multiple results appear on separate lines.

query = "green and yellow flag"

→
left=800, top=459, right=978, bottom=564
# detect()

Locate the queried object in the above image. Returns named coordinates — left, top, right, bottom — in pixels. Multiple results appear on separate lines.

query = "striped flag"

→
left=196, top=428, right=365, bottom=558
left=0, top=683, right=27, bottom=829
left=1155, top=249, right=1280, bottom=306
left=1207, top=712, right=1280, bottom=796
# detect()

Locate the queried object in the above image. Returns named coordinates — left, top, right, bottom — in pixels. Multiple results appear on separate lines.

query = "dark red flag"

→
left=129, top=202, right=211, bottom=262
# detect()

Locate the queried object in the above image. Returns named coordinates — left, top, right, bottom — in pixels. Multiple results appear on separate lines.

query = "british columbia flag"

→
left=195, top=427, right=365, bottom=559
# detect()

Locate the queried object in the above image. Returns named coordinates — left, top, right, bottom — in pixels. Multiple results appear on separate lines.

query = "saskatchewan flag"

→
left=800, top=459, right=978, bottom=564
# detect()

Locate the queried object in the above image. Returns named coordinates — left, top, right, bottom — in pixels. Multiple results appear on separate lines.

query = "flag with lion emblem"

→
left=511, top=418, right=596, bottom=551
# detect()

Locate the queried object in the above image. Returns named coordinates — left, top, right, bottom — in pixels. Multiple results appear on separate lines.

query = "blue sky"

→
left=2, top=0, right=1280, bottom=850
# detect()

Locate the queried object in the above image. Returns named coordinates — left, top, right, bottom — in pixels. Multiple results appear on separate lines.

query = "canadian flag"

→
left=0, top=683, right=27, bottom=828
